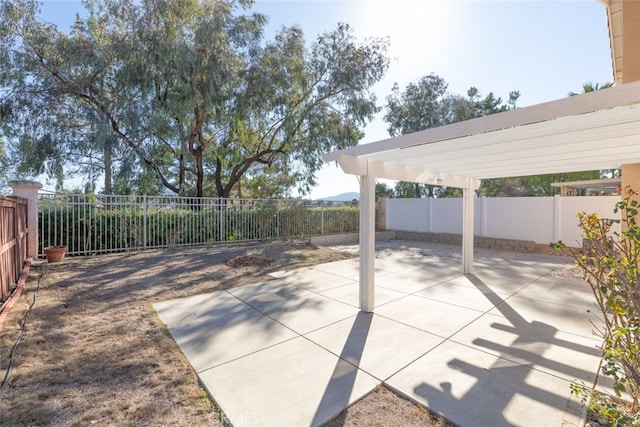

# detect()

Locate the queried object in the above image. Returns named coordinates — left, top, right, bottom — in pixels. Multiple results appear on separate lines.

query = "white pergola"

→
left=323, top=81, right=640, bottom=312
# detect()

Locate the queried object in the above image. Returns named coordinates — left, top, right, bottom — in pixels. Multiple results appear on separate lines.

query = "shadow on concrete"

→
left=311, top=311, right=373, bottom=427
left=412, top=274, right=594, bottom=426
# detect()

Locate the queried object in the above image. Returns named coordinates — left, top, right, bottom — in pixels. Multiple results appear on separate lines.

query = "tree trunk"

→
left=195, top=148, right=204, bottom=198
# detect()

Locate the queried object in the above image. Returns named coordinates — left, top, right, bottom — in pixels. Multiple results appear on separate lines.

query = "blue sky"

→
left=38, top=0, right=613, bottom=198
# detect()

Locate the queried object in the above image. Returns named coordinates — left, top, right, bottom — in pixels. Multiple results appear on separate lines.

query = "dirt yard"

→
left=0, top=240, right=454, bottom=426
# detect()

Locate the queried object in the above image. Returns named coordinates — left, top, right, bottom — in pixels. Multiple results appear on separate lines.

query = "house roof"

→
left=323, top=81, right=640, bottom=190
left=599, top=0, right=640, bottom=84
left=550, top=177, right=621, bottom=190
left=600, top=0, right=624, bottom=83
left=550, top=177, right=621, bottom=188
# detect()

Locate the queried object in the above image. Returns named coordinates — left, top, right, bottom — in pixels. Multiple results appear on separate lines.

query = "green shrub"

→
left=571, top=186, right=640, bottom=423
left=39, top=200, right=360, bottom=254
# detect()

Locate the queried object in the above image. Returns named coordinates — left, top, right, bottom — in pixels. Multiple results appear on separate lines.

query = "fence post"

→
left=143, top=195, right=148, bottom=249
left=553, top=194, right=562, bottom=243
left=219, top=198, right=226, bottom=242
left=8, top=180, right=42, bottom=258
left=276, top=201, right=280, bottom=239
left=481, top=196, right=488, bottom=236
left=320, top=204, right=325, bottom=235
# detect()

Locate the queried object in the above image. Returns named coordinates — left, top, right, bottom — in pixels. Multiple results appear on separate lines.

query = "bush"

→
left=39, top=199, right=360, bottom=254
left=571, top=187, right=640, bottom=424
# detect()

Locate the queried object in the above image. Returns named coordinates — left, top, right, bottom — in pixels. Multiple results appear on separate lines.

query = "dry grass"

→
left=325, top=385, right=455, bottom=427
left=0, top=240, right=451, bottom=426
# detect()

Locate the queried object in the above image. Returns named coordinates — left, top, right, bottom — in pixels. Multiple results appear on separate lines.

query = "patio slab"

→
left=155, top=293, right=299, bottom=372
left=374, top=294, right=484, bottom=338
left=306, top=312, right=444, bottom=381
left=374, top=271, right=444, bottom=294
left=154, top=241, right=597, bottom=427
left=198, top=336, right=380, bottom=427
left=450, top=311, right=602, bottom=383
left=386, top=340, right=585, bottom=427
left=487, top=294, right=596, bottom=338
left=253, top=292, right=359, bottom=335
left=415, top=276, right=512, bottom=312
left=269, top=266, right=356, bottom=291
left=514, top=275, right=594, bottom=308
left=154, top=290, right=254, bottom=328
left=317, top=281, right=407, bottom=308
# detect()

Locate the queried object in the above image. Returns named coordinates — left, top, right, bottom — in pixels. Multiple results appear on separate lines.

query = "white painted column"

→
left=359, top=164, right=376, bottom=312
left=462, top=187, right=475, bottom=274
left=9, top=180, right=42, bottom=258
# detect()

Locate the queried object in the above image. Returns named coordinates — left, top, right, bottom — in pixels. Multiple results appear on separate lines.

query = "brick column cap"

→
left=8, top=180, right=43, bottom=190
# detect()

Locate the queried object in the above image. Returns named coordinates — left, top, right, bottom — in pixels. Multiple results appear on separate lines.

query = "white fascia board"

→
left=334, top=154, right=480, bottom=190
left=375, top=161, right=481, bottom=190
left=336, top=155, right=369, bottom=175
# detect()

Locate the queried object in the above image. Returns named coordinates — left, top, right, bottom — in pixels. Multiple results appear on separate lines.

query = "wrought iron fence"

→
left=38, top=193, right=359, bottom=257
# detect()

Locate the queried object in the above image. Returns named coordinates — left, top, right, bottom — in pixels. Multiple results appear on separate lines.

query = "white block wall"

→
left=386, top=195, right=620, bottom=246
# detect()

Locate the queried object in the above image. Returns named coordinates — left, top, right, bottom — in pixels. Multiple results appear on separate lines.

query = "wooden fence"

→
left=0, top=196, right=28, bottom=303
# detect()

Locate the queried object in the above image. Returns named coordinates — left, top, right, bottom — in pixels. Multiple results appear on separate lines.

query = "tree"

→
left=1, top=0, right=389, bottom=197
left=568, top=81, right=614, bottom=96
left=0, top=106, right=10, bottom=189
left=452, top=87, right=520, bottom=121
left=384, top=74, right=519, bottom=197
left=393, top=181, right=425, bottom=198
left=478, top=171, right=600, bottom=197
left=384, top=74, right=451, bottom=137
left=375, top=182, right=392, bottom=200
left=0, top=137, right=8, bottom=189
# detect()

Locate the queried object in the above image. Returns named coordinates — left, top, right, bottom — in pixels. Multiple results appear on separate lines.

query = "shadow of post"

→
left=310, top=311, right=373, bottom=427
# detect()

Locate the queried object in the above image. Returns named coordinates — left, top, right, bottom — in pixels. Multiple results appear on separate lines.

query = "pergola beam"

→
left=335, top=155, right=481, bottom=190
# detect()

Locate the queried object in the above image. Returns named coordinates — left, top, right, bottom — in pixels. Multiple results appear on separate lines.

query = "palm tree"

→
left=568, top=81, right=614, bottom=96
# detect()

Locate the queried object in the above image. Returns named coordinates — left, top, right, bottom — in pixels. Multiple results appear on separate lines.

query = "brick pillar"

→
left=8, top=181, right=42, bottom=258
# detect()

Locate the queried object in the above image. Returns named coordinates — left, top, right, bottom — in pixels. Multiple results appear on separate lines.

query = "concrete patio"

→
left=154, top=241, right=603, bottom=427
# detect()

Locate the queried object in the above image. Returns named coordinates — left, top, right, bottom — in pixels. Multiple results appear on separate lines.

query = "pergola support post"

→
left=359, top=165, right=376, bottom=312
left=462, top=187, right=475, bottom=274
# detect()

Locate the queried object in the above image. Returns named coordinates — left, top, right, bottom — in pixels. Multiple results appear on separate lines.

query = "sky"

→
left=37, top=0, right=613, bottom=198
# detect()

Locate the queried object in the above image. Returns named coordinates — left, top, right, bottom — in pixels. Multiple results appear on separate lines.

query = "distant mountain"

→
left=320, top=191, right=359, bottom=202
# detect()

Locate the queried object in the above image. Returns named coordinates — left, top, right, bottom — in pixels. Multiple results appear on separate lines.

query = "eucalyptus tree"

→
left=0, top=0, right=389, bottom=197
